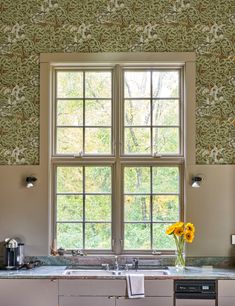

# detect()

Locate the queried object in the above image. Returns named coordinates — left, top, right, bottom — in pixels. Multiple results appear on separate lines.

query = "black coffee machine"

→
left=4, top=238, right=24, bottom=269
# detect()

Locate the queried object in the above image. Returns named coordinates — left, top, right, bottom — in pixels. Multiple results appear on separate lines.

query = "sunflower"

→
left=185, top=222, right=195, bottom=233
left=184, top=230, right=195, bottom=243
left=174, top=227, right=184, bottom=236
left=166, top=225, right=176, bottom=235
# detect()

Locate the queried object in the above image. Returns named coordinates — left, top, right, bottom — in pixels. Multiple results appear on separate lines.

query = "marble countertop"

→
left=1, top=266, right=235, bottom=280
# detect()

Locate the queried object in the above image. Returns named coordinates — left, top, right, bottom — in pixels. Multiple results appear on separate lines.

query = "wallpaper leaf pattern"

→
left=0, top=0, right=234, bottom=164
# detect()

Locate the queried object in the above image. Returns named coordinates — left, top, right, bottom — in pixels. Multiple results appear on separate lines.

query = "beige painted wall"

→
left=0, top=165, right=49, bottom=255
left=185, top=165, right=235, bottom=256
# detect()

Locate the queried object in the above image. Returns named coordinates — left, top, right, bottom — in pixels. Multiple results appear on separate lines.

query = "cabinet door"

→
left=0, top=279, right=58, bottom=306
left=218, top=297, right=235, bottom=306
left=59, top=296, right=115, bottom=306
left=116, top=296, right=173, bottom=306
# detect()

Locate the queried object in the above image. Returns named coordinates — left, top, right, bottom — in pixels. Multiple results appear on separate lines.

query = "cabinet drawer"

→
left=145, top=280, right=173, bottom=296
left=59, top=296, right=115, bottom=306
left=59, top=279, right=173, bottom=297
left=59, top=280, right=126, bottom=296
left=116, top=297, right=173, bottom=306
left=218, top=280, right=235, bottom=297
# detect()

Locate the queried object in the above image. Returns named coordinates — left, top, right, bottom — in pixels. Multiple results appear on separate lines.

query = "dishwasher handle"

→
left=175, top=292, right=216, bottom=300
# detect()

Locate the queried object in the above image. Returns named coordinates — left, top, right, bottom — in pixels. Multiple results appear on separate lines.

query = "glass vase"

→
left=175, top=250, right=185, bottom=269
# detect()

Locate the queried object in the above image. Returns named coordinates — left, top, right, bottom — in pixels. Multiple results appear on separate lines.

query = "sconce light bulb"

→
left=26, top=182, right=34, bottom=188
left=25, top=176, right=37, bottom=188
left=191, top=176, right=203, bottom=188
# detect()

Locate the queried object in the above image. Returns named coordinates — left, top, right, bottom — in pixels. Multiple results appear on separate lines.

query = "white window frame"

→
left=40, top=52, right=196, bottom=255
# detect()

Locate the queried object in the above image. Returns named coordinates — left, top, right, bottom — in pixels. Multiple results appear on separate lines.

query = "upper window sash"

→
left=121, top=66, right=184, bottom=158
left=52, top=67, right=114, bottom=157
left=52, top=64, right=184, bottom=159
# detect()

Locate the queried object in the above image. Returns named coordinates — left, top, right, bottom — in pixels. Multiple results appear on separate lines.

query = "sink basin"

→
left=63, top=269, right=110, bottom=276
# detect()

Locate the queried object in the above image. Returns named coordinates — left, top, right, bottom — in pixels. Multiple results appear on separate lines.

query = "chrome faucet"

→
left=114, top=256, right=119, bottom=271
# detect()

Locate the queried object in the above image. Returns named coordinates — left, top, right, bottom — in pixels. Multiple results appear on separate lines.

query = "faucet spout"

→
left=114, top=256, right=119, bottom=271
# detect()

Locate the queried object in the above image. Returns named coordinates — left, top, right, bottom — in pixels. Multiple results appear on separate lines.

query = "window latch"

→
left=73, top=151, right=83, bottom=158
left=153, top=152, right=162, bottom=158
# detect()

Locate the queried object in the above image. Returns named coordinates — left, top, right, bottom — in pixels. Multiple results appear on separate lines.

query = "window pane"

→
left=85, top=128, right=111, bottom=154
left=124, top=223, right=151, bottom=249
left=124, top=71, right=151, bottom=98
left=57, top=167, right=83, bottom=193
left=152, top=195, right=179, bottom=222
left=124, top=167, right=150, bottom=193
left=152, top=71, right=179, bottom=98
left=56, top=128, right=83, bottom=154
left=125, top=128, right=150, bottom=154
left=57, top=223, right=83, bottom=249
left=57, top=195, right=83, bottom=221
left=86, top=195, right=111, bottom=221
left=85, top=71, right=112, bottom=98
left=85, top=223, right=111, bottom=249
left=152, top=224, right=175, bottom=250
left=153, top=167, right=179, bottom=193
left=153, top=128, right=179, bottom=154
left=124, top=195, right=150, bottom=222
left=57, top=71, right=83, bottom=98
left=125, top=100, right=150, bottom=126
left=85, top=100, right=111, bottom=126
left=85, top=167, right=111, bottom=193
left=153, top=100, right=179, bottom=126
left=57, top=100, right=83, bottom=126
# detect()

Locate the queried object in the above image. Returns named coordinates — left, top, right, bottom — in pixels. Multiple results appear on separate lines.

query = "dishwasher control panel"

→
left=175, top=280, right=216, bottom=299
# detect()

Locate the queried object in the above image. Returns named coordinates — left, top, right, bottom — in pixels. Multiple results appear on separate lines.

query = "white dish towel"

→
left=126, top=274, right=145, bottom=299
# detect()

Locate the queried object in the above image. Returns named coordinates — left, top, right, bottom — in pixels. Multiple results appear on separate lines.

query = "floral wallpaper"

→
left=0, top=0, right=234, bottom=165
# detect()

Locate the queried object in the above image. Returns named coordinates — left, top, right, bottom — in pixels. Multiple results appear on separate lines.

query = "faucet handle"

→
left=101, top=263, right=110, bottom=271
left=125, top=263, right=133, bottom=271
left=133, top=258, right=139, bottom=271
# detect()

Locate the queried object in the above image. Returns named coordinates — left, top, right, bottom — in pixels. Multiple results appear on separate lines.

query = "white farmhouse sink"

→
left=63, top=269, right=170, bottom=277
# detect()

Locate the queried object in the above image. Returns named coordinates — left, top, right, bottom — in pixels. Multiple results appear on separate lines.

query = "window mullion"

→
left=112, top=64, right=122, bottom=254
left=150, top=70, right=153, bottom=156
left=83, top=71, right=85, bottom=155
left=150, top=166, right=153, bottom=250
left=82, top=166, right=86, bottom=250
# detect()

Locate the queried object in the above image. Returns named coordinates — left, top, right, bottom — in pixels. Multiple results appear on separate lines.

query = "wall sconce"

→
left=191, top=175, right=203, bottom=188
left=26, top=176, right=37, bottom=188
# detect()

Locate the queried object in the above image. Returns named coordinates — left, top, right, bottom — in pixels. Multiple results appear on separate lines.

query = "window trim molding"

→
left=40, top=52, right=196, bottom=255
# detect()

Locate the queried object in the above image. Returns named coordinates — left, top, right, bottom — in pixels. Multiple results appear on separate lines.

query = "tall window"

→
left=51, top=59, right=185, bottom=254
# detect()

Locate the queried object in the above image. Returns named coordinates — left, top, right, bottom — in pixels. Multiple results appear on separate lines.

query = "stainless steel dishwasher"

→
left=175, top=280, right=216, bottom=306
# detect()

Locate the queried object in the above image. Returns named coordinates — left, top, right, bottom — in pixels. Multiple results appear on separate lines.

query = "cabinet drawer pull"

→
left=108, top=296, right=115, bottom=299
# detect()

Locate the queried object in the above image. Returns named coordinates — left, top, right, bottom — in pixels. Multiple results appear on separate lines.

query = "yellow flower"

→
left=166, top=225, right=176, bottom=235
left=185, top=223, right=195, bottom=233
left=184, top=230, right=194, bottom=243
left=174, top=227, right=184, bottom=236
left=174, top=222, right=184, bottom=228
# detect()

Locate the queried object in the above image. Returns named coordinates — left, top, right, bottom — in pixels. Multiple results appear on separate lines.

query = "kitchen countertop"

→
left=1, top=266, right=235, bottom=280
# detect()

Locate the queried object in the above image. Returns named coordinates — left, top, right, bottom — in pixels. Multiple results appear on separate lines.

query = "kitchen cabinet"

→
left=218, top=280, right=235, bottom=306
left=0, top=279, right=58, bottom=306
left=59, top=279, right=173, bottom=306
